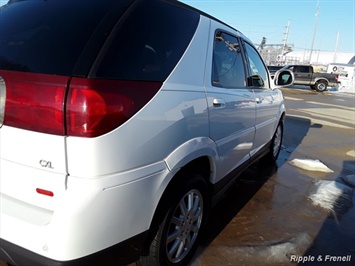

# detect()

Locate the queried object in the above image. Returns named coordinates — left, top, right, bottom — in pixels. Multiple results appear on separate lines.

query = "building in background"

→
left=260, top=48, right=354, bottom=67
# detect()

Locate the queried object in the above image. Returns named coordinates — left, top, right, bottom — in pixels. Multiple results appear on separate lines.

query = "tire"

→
left=137, top=173, right=208, bottom=266
left=315, top=80, right=328, bottom=92
left=264, top=122, right=283, bottom=163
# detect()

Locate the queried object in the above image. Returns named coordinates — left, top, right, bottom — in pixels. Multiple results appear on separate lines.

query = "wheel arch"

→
left=164, top=137, right=218, bottom=181
left=141, top=153, right=214, bottom=256
left=314, top=77, right=329, bottom=85
left=280, top=111, right=286, bottom=125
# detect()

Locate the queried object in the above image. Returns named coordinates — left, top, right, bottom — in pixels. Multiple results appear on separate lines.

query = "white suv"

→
left=0, top=0, right=293, bottom=265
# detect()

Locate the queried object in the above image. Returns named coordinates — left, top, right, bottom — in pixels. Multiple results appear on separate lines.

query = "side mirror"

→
left=274, top=69, right=294, bottom=87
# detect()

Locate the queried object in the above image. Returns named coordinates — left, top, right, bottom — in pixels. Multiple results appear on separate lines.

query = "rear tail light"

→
left=66, top=78, right=161, bottom=137
left=1, top=71, right=67, bottom=135
left=1, top=71, right=161, bottom=137
left=0, top=76, right=5, bottom=127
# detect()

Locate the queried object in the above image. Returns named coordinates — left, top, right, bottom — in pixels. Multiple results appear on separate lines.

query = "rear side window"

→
left=212, top=31, right=246, bottom=88
left=0, top=0, right=132, bottom=75
left=294, top=66, right=310, bottom=73
left=94, top=1, right=200, bottom=82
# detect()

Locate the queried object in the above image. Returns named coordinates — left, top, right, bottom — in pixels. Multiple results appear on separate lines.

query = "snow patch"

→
left=289, top=158, right=334, bottom=173
left=309, top=180, right=353, bottom=213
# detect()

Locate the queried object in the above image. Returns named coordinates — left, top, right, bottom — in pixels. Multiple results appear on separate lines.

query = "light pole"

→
left=309, top=1, right=320, bottom=64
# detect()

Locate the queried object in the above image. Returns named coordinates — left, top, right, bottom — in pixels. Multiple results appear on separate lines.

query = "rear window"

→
left=0, top=0, right=132, bottom=75
left=94, top=1, right=200, bottom=82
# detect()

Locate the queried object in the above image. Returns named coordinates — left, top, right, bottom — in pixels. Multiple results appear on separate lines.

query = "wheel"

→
left=315, top=80, right=328, bottom=92
left=137, top=173, right=208, bottom=266
left=264, top=122, right=283, bottom=163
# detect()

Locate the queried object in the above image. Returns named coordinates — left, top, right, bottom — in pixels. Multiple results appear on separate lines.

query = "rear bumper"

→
left=0, top=160, right=171, bottom=264
left=328, top=81, right=340, bottom=87
left=0, top=232, right=147, bottom=266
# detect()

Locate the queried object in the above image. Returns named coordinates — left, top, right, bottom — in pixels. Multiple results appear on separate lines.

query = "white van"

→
left=0, top=0, right=293, bottom=265
left=327, top=63, right=355, bottom=92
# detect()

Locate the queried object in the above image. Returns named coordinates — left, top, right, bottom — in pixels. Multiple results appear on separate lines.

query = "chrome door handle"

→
left=256, top=97, right=262, bottom=104
left=213, top=98, right=226, bottom=108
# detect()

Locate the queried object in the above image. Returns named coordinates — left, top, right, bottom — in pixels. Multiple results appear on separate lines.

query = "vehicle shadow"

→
left=278, top=115, right=316, bottom=167
left=200, top=161, right=278, bottom=247
left=286, top=85, right=324, bottom=94
left=301, top=160, right=355, bottom=265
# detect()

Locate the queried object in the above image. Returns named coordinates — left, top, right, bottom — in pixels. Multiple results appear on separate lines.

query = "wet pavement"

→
left=192, top=152, right=354, bottom=265
left=191, top=88, right=355, bottom=265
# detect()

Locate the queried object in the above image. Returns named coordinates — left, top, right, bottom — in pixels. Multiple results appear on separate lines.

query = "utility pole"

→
left=282, top=20, right=291, bottom=57
left=309, top=0, right=320, bottom=63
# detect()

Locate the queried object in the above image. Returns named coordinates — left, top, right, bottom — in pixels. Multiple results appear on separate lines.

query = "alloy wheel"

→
left=165, top=189, right=203, bottom=263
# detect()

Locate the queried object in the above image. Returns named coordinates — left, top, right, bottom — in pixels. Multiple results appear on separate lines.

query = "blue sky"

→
left=1, top=0, right=354, bottom=53
left=179, top=0, right=354, bottom=53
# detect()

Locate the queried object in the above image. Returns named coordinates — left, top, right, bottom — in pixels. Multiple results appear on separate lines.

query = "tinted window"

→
left=0, top=0, right=132, bottom=75
left=294, top=66, right=310, bottom=73
left=244, top=42, right=269, bottom=88
left=95, top=1, right=199, bottom=82
left=212, top=31, right=246, bottom=88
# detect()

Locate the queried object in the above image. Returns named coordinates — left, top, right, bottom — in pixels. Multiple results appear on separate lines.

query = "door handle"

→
left=213, top=98, right=226, bottom=108
left=256, top=97, right=262, bottom=104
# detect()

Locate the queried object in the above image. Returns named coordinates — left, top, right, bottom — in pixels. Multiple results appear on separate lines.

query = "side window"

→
left=300, top=66, right=310, bottom=73
left=294, top=66, right=309, bottom=73
left=212, top=31, right=246, bottom=88
left=95, top=1, right=199, bottom=81
left=244, top=42, right=269, bottom=88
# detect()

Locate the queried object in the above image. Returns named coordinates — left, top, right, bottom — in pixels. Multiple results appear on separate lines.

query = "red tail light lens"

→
left=1, top=71, right=161, bottom=137
left=66, top=78, right=161, bottom=137
left=1, top=71, right=67, bottom=135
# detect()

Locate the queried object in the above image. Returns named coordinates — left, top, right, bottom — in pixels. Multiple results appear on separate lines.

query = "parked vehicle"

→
left=327, top=63, right=355, bottom=91
left=0, top=0, right=293, bottom=265
left=281, top=64, right=339, bottom=92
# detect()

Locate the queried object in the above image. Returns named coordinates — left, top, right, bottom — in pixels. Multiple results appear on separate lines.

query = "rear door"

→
left=205, top=25, right=256, bottom=182
left=293, top=65, right=312, bottom=85
left=242, top=41, right=281, bottom=154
